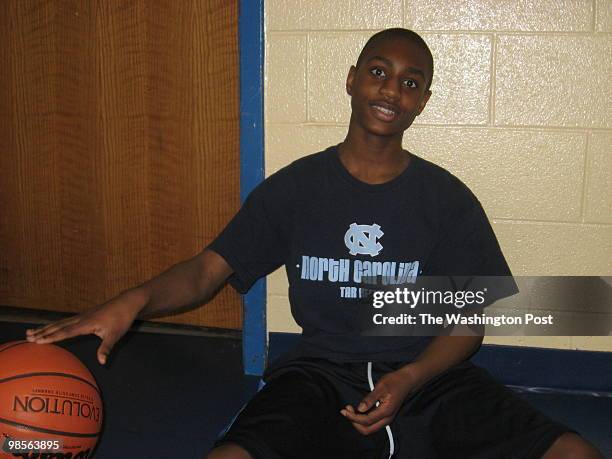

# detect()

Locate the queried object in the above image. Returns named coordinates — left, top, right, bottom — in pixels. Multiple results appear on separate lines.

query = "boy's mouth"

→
left=369, top=101, right=398, bottom=122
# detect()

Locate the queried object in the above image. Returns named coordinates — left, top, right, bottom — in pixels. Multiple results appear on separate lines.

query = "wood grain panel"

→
left=0, top=0, right=241, bottom=329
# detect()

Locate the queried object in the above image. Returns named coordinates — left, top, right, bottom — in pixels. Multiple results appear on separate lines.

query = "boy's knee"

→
left=542, top=433, right=604, bottom=459
left=206, top=443, right=253, bottom=459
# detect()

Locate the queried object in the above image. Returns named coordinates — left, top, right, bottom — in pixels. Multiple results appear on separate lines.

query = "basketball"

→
left=0, top=341, right=103, bottom=459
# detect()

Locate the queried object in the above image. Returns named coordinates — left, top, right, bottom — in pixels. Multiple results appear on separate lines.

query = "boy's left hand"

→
left=340, top=366, right=420, bottom=435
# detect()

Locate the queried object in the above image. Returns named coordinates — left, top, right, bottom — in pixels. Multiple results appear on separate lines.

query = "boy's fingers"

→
left=97, top=336, right=117, bottom=365
left=341, top=404, right=389, bottom=426
left=358, top=390, right=382, bottom=413
left=341, top=405, right=361, bottom=419
left=29, top=319, right=94, bottom=344
left=26, top=317, right=78, bottom=339
left=351, top=416, right=392, bottom=436
left=30, top=325, right=80, bottom=344
left=341, top=402, right=395, bottom=433
left=26, top=318, right=81, bottom=342
left=25, top=316, right=120, bottom=366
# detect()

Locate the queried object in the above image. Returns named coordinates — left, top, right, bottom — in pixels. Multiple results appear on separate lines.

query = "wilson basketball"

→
left=0, top=341, right=103, bottom=459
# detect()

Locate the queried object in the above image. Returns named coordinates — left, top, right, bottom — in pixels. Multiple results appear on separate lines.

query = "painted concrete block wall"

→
left=264, top=1, right=612, bottom=351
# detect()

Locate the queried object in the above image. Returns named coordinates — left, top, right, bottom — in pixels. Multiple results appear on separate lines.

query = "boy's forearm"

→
left=399, top=335, right=483, bottom=389
left=126, top=253, right=225, bottom=319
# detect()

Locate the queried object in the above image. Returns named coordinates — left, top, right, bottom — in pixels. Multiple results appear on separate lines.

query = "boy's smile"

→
left=346, top=37, right=432, bottom=139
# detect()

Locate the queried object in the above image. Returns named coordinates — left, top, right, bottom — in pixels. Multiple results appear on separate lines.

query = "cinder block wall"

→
left=264, top=1, right=612, bottom=351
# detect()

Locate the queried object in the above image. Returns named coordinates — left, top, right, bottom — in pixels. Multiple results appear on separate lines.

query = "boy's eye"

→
left=403, top=79, right=417, bottom=89
left=369, top=67, right=386, bottom=78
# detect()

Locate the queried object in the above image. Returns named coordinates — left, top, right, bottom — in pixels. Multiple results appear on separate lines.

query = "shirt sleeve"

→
left=426, top=181, right=518, bottom=307
left=207, top=170, right=293, bottom=294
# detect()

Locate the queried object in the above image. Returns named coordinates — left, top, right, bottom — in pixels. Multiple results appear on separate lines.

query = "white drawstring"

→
left=367, top=362, right=395, bottom=458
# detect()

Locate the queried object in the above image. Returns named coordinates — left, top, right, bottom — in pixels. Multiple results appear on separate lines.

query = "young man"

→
left=28, top=29, right=603, bottom=458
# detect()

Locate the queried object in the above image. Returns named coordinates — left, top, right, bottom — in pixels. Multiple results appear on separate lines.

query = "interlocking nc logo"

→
left=344, top=223, right=384, bottom=257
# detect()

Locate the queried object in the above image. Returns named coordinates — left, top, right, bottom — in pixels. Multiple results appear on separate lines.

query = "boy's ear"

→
left=417, top=89, right=432, bottom=115
left=346, top=65, right=357, bottom=96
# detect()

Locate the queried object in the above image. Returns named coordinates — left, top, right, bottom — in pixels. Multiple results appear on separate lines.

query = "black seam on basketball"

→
left=0, top=417, right=100, bottom=438
left=0, top=341, right=28, bottom=354
left=0, top=372, right=100, bottom=395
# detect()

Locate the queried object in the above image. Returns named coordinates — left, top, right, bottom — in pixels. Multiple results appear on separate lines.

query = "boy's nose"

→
left=379, top=79, right=400, bottom=100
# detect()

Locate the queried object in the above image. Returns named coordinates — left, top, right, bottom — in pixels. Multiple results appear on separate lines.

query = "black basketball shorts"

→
left=214, top=357, right=572, bottom=459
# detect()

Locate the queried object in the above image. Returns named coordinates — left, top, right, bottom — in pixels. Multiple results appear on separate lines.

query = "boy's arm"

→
left=342, top=330, right=483, bottom=435
left=136, top=249, right=233, bottom=319
left=26, top=249, right=233, bottom=364
left=402, top=319, right=485, bottom=389
left=400, top=333, right=483, bottom=388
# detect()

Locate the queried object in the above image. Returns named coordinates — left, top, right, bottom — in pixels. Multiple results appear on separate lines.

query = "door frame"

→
left=239, top=0, right=266, bottom=376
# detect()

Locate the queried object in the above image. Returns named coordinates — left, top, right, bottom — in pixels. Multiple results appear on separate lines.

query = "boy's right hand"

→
left=25, top=290, right=146, bottom=365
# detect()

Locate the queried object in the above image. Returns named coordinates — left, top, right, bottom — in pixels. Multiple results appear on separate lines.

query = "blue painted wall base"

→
left=267, top=332, right=612, bottom=392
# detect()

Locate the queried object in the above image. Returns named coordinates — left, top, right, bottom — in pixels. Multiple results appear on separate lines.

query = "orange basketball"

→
left=0, top=341, right=103, bottom=459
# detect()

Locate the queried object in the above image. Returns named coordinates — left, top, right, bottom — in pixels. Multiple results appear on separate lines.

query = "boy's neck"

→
left=338, top=128, right=410, bottom=185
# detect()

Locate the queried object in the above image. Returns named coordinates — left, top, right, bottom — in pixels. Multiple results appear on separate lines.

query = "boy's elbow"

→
left=197, top=249, right=234, bottom=298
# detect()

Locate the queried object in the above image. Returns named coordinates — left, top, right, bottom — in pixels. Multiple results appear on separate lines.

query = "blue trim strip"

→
left=239, top=0, right=267, bottom=376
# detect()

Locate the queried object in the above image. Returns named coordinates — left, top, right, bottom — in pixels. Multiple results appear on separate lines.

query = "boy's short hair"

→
left=355, top=28, right=434, bottom=91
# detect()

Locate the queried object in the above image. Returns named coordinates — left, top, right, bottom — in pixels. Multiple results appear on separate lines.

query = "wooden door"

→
left=0, top=0, right=241, bottom=329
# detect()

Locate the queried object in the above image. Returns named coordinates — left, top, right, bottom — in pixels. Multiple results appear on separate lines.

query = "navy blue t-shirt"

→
left=209, top=145, right=517, bottom=362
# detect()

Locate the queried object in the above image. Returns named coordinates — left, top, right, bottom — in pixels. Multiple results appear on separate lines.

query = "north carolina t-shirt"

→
left=208, top=145, right=517, bottom=362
